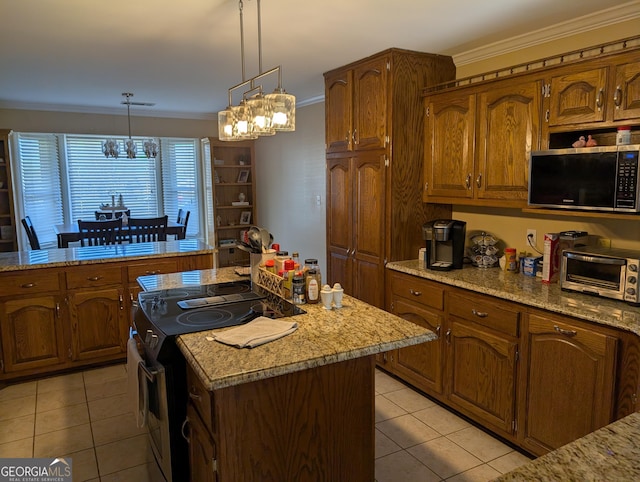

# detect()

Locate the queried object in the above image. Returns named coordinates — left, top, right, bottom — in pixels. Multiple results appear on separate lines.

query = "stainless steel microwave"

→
left=528, top=144, right=640, bottom=213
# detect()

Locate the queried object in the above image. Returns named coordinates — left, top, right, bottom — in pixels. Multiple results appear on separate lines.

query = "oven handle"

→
left=564, top=252, right=626, bottom=265
left=129, top=326, right=159, bottom=382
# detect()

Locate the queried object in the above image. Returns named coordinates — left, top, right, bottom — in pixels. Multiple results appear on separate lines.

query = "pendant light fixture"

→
left=218, top=0, right=295, bottom=141
left=103, top=93, right=158, bottom=159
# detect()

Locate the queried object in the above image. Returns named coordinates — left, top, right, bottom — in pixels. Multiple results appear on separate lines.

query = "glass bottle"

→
left=305, top=268, right=320, bottom=304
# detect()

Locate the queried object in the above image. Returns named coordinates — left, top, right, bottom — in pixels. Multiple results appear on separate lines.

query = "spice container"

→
left=617, top=126, right=631, bottom=145
left=275, top=251, right=290, bottom=273
left=505, top=248, right=518, bottom=272
left=305, top=269, right=320, bottom=304
left=292, top=274, right=306, bottom=304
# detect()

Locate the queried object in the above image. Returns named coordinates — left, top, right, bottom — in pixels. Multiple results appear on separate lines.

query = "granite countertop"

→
left=0, top=239, right=214, bottom=272
left=493, top=411, right=640, bottom=481
left=139, top=267, right=435, bottom=391
left=387, top=260, right=640, bottom=337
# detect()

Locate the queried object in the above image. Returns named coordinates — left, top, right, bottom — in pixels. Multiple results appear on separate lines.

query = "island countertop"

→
left=138, top=267, right=436, bottom=391
left=0, top=239, right=214, bottom=272
left=387, top=259, right=640, bottom=337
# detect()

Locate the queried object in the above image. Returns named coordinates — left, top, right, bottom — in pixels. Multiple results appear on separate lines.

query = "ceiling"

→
left=1, top=0, right=638, bottom=119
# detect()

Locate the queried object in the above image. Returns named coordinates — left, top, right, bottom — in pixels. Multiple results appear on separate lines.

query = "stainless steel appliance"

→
left=528, top=144, right=640, bottom=213
left=422, top=219, right=466, bottom=271
left=131, top=280, right=305, bottom=482
left=560, top=246, right=640, bottom=305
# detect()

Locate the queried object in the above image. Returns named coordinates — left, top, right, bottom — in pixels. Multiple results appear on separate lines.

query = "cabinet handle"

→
left=68, top=348, right=73, bottom=359
left=445, top=329, right=451, bottom=343
left=189, top=387, right=202, bottom=401
left=119, top=294, right=124, bottom=310
left=20, top=282, right=36, bottom=289
left=345, top=131, right=350, bottom=142
left=614, top=85, right=622, bottom=108
left=87, top=276, right=102, bottom=281
left=55, top=302, right=60, bottom=318
left=554, top=325, right=577, bottom=337
left=436, top=325, right=441, bottom=336
left=465, top=174, right=471, bottom=189
left=352, top=129, right=358, bottom=145
left=409, top=288, right=422, bottom=296
left=476, top=173, right=482, bottom=188
left=145, top=270, right=160, bottom=275
left=545, top=109, right=550, bottom=122
left=472, top=308, right=488, bottom=318
left=596, top=88, right=604, bottom=111
left=181, top=417, right=191, bottom=443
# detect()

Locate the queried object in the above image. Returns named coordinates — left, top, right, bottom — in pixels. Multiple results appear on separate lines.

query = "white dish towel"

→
left=213, top=316, right=298, bottom=348
left=127, top=338, right=148, bottom=428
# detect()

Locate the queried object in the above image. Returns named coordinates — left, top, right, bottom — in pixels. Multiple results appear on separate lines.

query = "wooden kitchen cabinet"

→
left=327, top=151, right=386, bottom=308
left=547, top=66, right=608, bottom=126
left=520, top=311, right=617, bottom=456
left=423, top=75, right=542, bottom=207
left=386, top=270, right=445, bottom=395
left=0, top=295, right=67, bottom=373
left=325, top=49, right=455, bottom=306
left=186, top=402, right=217, bottom=482
left=611, top=55, right=640, bottom=121
left=445, top=289, right=520, bottom=438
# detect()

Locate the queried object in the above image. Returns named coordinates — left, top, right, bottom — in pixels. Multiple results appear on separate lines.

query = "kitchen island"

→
left=0, top=240, right=213, bottom=380
left=137, top=267, right=435, bottom=482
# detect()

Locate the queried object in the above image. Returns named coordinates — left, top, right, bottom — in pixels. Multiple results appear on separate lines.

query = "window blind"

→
left=66, top=135, right=160, bottom=222
left=15, top=133, right=63, bottom=248
left=161, top=138, right=199, bottom=237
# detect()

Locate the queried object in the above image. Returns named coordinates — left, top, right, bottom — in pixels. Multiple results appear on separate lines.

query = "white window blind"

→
left=66, top=135, right=160, bottom=222
left=15, top=133, right=63, bottom=248
left=161, top=138, right=199, bottom=237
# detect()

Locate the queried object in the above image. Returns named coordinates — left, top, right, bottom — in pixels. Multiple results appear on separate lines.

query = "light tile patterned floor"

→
left=0, top=364, right=533, bottom=481
left=374, top=369, right=533, bottom=482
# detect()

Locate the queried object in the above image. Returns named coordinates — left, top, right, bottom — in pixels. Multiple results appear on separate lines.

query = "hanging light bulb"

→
left=143, top=139, right=158, bottom=158
left=218, top=107, right=236, bottom=141
left=233, top=100, right=257, bottom=139
left=103, top=139, right=120, bottom=158
left=265, top=88, right=295, bottom=131
left=247, top=92, right=275, bottom=136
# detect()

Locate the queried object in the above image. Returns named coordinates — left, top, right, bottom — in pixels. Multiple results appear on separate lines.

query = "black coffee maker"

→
left=422, top=219, right=466, bottom=271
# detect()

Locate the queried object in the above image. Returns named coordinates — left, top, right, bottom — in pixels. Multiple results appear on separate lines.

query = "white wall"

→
left=254, top=102, right=327, bottom=276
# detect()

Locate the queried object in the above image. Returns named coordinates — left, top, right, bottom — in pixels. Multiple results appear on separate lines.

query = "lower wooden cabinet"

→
left=0, top=295, right=66, bottom=372
left=382, top=270, right=631, bottom=456
left=520, top=311, right=618, bottom=455
left=186, top=402, right=217, bottom=482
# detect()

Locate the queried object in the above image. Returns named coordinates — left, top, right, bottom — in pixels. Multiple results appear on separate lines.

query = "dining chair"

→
left=127, top=215, right=168, bottom=243
left=21, top=216, right=41, bottom=250
left=176, top=209, right=190, bottom=239
left=78, top=218, right=122, bottom=246
left=95, top=209, right=130, bottom=220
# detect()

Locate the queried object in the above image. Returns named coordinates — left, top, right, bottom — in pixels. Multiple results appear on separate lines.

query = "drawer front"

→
left=66, top=265, right=123, bottom=289
left=390, top=271, right=444, bottom=310
left=127, top=259, right=179, bottom=283
left=448, top=290, right=520, bottom=337
left=187, top=365, right=214, bottom=433
left=0, top=270, right=61, bottom=297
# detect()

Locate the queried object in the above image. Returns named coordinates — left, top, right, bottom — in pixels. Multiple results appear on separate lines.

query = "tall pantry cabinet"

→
left=324, top=49, right=455, bottom=308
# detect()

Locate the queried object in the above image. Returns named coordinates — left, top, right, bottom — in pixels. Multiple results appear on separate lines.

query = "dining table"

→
left=54, top=220, right=185, bottom=248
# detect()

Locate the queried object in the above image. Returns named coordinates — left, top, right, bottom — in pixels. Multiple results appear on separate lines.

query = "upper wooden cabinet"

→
left=424, top=75, right=542, bottom=207
left=612, top=57, right=640, bottom=121
left=547, top=66, right=608, bottom=126
left=325, top=55, right=389, bottom=153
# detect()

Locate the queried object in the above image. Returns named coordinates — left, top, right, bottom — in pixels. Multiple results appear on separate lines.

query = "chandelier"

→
left=103, top=93, right=158, bottom=159
left=218, top=0, right=296, bottom=141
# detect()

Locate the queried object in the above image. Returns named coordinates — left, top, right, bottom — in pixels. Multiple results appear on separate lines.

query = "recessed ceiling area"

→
left=0, top=0, right=638, bottom=118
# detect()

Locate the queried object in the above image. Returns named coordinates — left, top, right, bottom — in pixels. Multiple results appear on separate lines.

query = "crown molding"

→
left=452, top=1, right=640, bottom=66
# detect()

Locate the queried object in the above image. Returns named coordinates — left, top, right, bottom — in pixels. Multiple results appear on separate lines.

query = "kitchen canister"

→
left=617, top=126, right=631, bottom=145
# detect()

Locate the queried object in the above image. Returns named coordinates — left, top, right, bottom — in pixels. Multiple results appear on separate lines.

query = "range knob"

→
left=150, top=334, right=159, bottom=349
left=626, top=288, right=636, bottom=296
left=628, top=276, right=637, bottom=284
left=629, top=264, right=638, bottom=272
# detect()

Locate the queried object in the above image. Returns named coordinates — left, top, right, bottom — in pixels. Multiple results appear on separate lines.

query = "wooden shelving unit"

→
left=208, top=138, right=256, bottom=268
left=0, top=129, right=17, bottom=252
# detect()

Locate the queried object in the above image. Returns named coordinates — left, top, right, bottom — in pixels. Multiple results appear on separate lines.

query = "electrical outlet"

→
left=526, top=229, right=537, bottom=248
left=597, top=237, right=611, bottom=248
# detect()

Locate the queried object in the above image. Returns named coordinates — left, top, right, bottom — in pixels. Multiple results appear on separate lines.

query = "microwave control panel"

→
left=615, top=151, right=639, bottom=209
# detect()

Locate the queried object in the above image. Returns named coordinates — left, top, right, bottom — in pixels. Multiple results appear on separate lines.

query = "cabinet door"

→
left=68, top=288, right=126, bottom=360
left=352, top=151, right=386, bottom=308
left=476, top=78, right=542, bottom=203
left=447, top=319, right=517, bottom=436
left=612, top=59, right=640, bottom=121
left=187, top=403, right=217, bottom=482
left=326, top=156, right=353, bottom=293
left=325, top=69, right=353, bottom=153
left=0, top=296, right=66, bottom=372
left=423, top=91, right=476, bottom=200
left=548, top=67, right=608, bottom=125
left=391, top=297, right=444, bottom=395
left=353, top=56, right=388, bottom=151
left=522, top=313, right=617, bottom=455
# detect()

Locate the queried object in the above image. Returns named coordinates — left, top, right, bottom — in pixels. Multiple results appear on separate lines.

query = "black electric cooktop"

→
left=137, top=280, right=305, bottom=337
